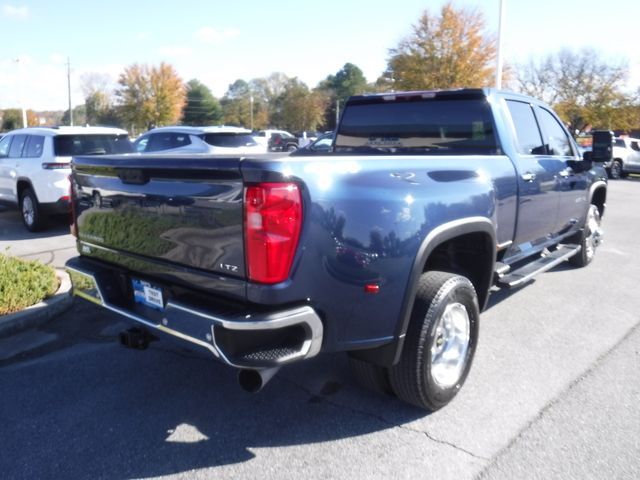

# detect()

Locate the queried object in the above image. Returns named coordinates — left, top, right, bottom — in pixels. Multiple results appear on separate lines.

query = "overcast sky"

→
left=1, top=0, right=639, bottom=111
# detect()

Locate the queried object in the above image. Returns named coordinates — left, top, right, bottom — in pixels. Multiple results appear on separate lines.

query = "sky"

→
left=0, top=0, right=639, bottom=112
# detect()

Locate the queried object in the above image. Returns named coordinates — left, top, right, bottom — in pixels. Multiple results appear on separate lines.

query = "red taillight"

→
left=244, top=183, right=302, bottom=284
left=42, top=162, right=70, bottom=169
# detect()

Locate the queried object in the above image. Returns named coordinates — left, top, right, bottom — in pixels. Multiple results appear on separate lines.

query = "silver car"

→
left=133, top=126, right=267, bottom=155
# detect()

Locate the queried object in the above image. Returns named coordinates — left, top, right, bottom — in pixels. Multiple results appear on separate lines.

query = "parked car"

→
left=268, top=131, right=300, bottom=152
left=0, top=126, right=131, bottom=231
left=253, top=129, right=294, bottom=150
left=607, top=137, right=640, bottom=179
left=133, top=126, right=267, bottom=155
left=290, top=132, right=334, bottom=155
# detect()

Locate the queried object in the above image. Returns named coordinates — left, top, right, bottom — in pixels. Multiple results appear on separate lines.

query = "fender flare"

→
left=353, top=217, right=497, bottom=367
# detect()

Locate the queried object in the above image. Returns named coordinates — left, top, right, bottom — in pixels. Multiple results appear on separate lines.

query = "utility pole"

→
left=335, top=100, right=340, bottom=128
left=67, top=57, right=73, bottom=126
left=14, top=58, right=27, bottom=128
left=495, top=0, right=506, bottom=89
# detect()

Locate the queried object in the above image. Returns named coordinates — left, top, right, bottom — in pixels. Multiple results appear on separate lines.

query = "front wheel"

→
left=389, top=271, right=479, bottom=411
left=569, top=204, right=602, bottom=267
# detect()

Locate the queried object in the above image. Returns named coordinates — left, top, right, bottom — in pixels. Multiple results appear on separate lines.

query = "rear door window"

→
left=536, top=108, right=573, bottom=156
left=145, top=133, right=191, bottom=152
left=202, top=133, right=258, bottom=147
left=8, top=134, right=27, bottom=158
left=506, top=100, right=545, bottom=155
left=334, top=96, right=499, bottom=154
left=54, top=134, right=132, bottom=156
left=24, top=135, right=45, bottom=158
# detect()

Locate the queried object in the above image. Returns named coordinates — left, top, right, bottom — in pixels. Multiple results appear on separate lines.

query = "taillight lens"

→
left=244, top=183, right=302, bottom=284
left=42, top=162, right=71, bottom=169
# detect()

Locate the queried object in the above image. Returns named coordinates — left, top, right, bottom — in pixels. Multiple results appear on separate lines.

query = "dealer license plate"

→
left=132, top=279, right=164, bottom=310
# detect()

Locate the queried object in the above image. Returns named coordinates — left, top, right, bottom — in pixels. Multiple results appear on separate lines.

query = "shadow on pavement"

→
left=0, top=303, right=425, bottom=479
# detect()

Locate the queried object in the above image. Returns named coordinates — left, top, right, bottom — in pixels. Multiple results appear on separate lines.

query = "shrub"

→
left=0, top=254, right=58, bottom=315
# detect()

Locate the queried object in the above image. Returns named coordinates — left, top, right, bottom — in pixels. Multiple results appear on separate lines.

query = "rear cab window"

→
left=54, top=134, right=132, bottom=156
left=334, top=93, right=499, bottom=155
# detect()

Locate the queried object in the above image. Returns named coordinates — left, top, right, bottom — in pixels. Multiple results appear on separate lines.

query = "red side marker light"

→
left=364, top=284, right=380, bottom=294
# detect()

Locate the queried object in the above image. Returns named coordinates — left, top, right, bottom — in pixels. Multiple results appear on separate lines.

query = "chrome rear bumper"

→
left=66, top=257, right=323, bottom=369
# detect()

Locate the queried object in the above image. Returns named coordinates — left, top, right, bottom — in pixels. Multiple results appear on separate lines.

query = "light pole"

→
left=495, top=0, right=506, bottom=89
left=14, top=58, right=27, bottom=128
left=67, top=57, right=73, bottom=126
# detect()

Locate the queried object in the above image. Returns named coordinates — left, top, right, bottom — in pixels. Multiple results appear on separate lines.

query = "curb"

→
left=0, top=269, right=74, bottom=338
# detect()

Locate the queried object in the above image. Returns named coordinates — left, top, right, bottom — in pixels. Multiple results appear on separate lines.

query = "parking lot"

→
left=1, top=180, right=639, bottom=479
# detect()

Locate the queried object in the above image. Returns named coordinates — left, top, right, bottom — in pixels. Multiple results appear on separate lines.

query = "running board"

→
left=496, top=244, right=581, bottom=288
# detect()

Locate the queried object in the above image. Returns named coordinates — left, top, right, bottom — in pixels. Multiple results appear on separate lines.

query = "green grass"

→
left=0, top=254, right=58, bottom=315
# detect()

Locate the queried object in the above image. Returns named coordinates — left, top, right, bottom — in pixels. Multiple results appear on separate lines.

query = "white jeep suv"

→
left=0, top=126, right=131, bottom=231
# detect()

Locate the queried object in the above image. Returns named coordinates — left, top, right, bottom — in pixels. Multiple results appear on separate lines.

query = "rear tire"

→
left=348, top=356, right=393, bottom=395
left=569, top=204, right=602, bottom=268
left=389, top=271, right=479, bottom=411
left=20, top=187, right=45, bottom=232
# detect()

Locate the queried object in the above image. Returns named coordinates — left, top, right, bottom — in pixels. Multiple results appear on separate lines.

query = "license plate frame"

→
left=131, top=278, right=164, bottom=310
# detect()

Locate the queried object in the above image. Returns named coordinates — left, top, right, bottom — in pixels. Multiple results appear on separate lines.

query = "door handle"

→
left=521, top=172, right=536, bottom=182
left=558, top=169, right=573, bottom=178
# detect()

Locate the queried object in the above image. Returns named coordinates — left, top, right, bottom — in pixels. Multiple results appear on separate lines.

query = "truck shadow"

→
left=0, top=305, right=426, bottom=479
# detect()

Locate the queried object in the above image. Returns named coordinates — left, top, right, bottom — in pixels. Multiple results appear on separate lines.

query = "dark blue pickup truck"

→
left=66, top=89, right=609, bottom=411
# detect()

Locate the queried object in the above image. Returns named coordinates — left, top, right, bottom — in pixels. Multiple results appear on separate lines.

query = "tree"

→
left=81, top=73, right=115, bottom=126
left=1, top=109, right=23, bottom=131
left=317, top=63, right=369, bottom=129
left=61, top=105, right=87, bottom=126
left=517, top=48, right=637, bottom=131
left=182, top=79, right=222, bottom=126
left=116, top=62, right=186, bottom=133
left=382, top=1, right=496, bottom=90
left=278, top=78, right=328, bottom=132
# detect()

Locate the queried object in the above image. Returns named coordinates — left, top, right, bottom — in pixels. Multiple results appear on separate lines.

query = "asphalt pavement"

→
left=0, top=180, right=639, bottom=479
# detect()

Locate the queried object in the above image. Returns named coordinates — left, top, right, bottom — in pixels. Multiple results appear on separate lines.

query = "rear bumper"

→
left=65, top=256, right=323, bottom=369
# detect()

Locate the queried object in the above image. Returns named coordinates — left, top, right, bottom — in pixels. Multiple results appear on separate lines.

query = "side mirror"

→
left=591, top=130, right=614, bottom=163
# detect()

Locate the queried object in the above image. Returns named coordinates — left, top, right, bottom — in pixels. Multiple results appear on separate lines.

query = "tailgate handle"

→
left=117, top=169, right=149, bottom=185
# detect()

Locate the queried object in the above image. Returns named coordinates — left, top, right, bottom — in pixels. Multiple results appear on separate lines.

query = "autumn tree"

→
left=116, top=63, right=186, bottom=133
left=517, top=48, right=637, bottom=131
left=382, top=1, right=496, bottom=90
left=182, top=79, right=222, bottom=126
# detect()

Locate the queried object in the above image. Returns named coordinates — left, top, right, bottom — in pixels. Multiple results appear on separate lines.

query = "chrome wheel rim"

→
left=430, top=302, right=471, bottom=388
left=584, top=205, right=601, bottom=261
left=22, top=196, right=35, bottom=226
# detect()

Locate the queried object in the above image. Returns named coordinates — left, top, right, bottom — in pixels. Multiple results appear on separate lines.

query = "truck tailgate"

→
left=72, top=155, right=245, bottom=282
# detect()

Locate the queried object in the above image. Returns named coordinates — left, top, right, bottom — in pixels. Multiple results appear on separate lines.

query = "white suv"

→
left=0, top=126, right=131, bottom=231
left=608, top=137, right=640, bottom=179
left=133, top=126, right=267, bottom=155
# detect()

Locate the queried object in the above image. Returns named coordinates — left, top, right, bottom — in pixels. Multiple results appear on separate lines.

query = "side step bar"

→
left=496, top=244, right=581, bottom=288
